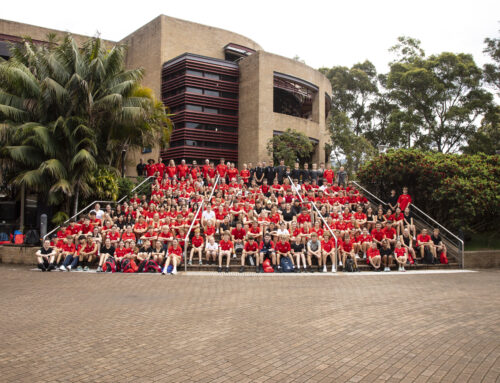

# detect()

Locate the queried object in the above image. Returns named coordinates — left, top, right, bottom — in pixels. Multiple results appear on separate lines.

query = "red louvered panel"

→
left=163, top=146, right=238, bottom=161
left=161, top=75, right=238, bottom=93
left=171, top=110, right=238, bottom=127
left=164, top=93, right=238, bottom=110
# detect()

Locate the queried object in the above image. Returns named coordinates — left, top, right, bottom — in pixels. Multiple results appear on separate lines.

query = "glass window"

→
left=186, top=69, right=203, bottom=77
left=221, top=74, right=237, bottom=82
left=186, top=104, right=202, bottom=112
left=219, top=109, right=237, bottom=116
left=186, top=140, right=198, bottom=146
left=186, top=86, right=203, bottom=94
left=204, top=107, right=218, bottom=114
left=204, top=89, right=219, bottom=97
left=221, top=92, right=238, bottom=99
left=204, top=72, right=219, bottom=80
left=186, top=122, right=200, bottom=129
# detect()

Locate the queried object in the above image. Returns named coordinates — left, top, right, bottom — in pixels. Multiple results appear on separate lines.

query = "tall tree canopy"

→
left=266, top=129, right=314, bottom=166
left=0, top=35, right=172, bottom=216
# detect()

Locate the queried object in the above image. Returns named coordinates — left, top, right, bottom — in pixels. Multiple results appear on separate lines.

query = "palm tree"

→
left=0, top=34, right=173, bottom=221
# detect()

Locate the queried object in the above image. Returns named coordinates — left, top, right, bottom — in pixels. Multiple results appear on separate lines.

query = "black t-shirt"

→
left=301, top=169, right=311, bottom=182
left=431, top=234, right=442, bottom=246
left=101, top=245, right=115, bottom=256
left=39, top=247, right=53, bottom=255
left=402, top=234, right=411, bottom=247
left=139, top=246, right=153, bottom=254
left=282, top=210, right=295, bottom=222
left=292, top=204, right=302, bottom=215
left=310, top=170, right=319, bottom=181
left=220, top=223, right=231, bottom=232
left=276, top=165, right=287, bottom=181
left=254, top=206, right=263, bottom=215
left=380, top=247, right=393, bottom=257
left=404, top=211, right=413, bottom=222
left=291, top=243, right=304, bottom=253
left=290, top=169, right=301, bottom=181
left=388, top=195, right=398, bottom=208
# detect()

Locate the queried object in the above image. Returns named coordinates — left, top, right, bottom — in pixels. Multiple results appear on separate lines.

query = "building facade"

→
left=0, top=15, right=332, bottom=171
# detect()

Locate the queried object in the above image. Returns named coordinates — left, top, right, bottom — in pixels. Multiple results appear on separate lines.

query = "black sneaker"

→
left=255, top=266, right=259, bottom=273
left=309, top=267, right=314, bottom=273
left=259, top=265, right=264, bottom=273
left=277, top=267, right=282, bottom=273
left=225, top=267, right=230, bottom=273
left=239, top=266, right=245, bottom=273
left=217, top=267, right=222, bottom=273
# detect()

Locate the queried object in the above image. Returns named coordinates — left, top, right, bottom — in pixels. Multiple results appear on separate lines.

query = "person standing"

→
left=145, top=159, right=157, bottom=177
left=276, top=159, right=287, bottom=184
left=136, top=158, right=146, bottom=177
left=337, top=166, right=348, bottom=187
left=317, top=162, right=325, bottom=186
left=255, top=162, right=264, bottom=185
left=264, top=161, right=276, bottom=184
left=156, top=158, right=166, bottom=179
left=301, top=163, right=311, bottom=184
left=290, top=162, right=301, bottom=183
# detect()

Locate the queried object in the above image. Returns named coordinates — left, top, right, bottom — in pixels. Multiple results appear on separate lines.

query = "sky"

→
left=2, top=0, right=499, bottom=74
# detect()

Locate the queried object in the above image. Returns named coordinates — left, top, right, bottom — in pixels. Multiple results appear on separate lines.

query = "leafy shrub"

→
left=357, top=149, right=500, bottom=232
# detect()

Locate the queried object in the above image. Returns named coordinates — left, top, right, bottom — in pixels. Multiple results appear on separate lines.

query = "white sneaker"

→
left=172, top=268, right=177, bottom=275
left=232, top=254, right=236, bottom=259
left=355, top=255, right=360, bottom=259
left=339, top=261, right=343, bottom=267
left=322, top=265, right=327, bottom=273
left=401, top=266, right=406, bottom=272
left=331, top=266, right=336, bottom=273
left=386, top=267, right=391, bottom=272
left=67, top=266, right=72, bottom=271
left=59, top=265, right=67, bottom=271
left=363, top=253, right=366, bottom=259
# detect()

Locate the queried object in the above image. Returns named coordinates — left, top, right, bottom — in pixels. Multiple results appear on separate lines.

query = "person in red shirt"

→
left=156, top=158, right=166, bottom=178
left=207, top=162, right=217, bottom=179
left=366, top=242, right=381, bottom=271
left=78, top=236, right=98, bottom=271
left=394, top=241, right=408, bottom=271
left=355, top=227, right=373, bottom=258
left=218, top=231, right=233, bottom=273
left=275, top=235, right=293, bottom=272
left=241, top=237, right=258, bottom=273
left=166, top=160, right=177, bottom=180
left=133, top=216, right=148, bottom=239
left=321, top=232, right=336, bottom=273
left=177, top=159, right=189, bottom=180
left=340, top=236, right=358, bottom=271
left=371, top=223, right=385, bottom=247
left=323, top=163, right=335, bottom=185
left=397, top=186, right=412, bottom=212
left=190, top=160, right=200, bottom=179
left=231, top=222, right=246, bottom=254
left=416, top=228, right=433, bottom=262
left=382, top=222, right=397, bottom=247
left=189, top=229, right=204, bottom=266
left=121, top=225, right=136, bottom=243
left=240, top=163, right=250, bottom=185
left=202, top=159, right=210, bottom=179
left=216, top=158, right=228, bottom=179
left=59, top=236, right=77, bottom=271
left=163, top=239, right=182, bottom=275
left=227, top=163, right=239, bottom=182
left=145, top=159, right=157, bottom=177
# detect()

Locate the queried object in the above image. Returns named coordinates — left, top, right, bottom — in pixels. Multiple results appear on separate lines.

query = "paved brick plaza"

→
left=0, top=266, right=499, bottom=382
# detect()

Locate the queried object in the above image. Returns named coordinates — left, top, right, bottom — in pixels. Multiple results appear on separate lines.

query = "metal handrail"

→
left=351, top=180, right=464, bottom=269
left=288, top=176, right=337, bottom=272
left=182, top=175, right=220, bottom=272
left=43, top=176, right=155, bottom=240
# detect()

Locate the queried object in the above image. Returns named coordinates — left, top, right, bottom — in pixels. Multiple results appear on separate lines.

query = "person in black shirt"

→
left=36, top=239, right=57, bottom=271
left=430, top=228, right=447, bottom=263
left=276, top=159, right=287, bottom=184
left=317, top=162, right=325, bottom=186
left=291, top=236, right=306, bottom=272
left=310, top=163, right=319, bottom=184
left=264, top=162, right=276, bottom=184
left=337, top=166, right=348, bottom=187
left=292, top=200, right=302, bottom=215
left=137, top=239, right=154, bottom=265
left=97, top=238, right=115, bottom=272
left=301, top=163, right=311, bottom=183
left=136, top=158, right=146, bottom=177
left=380, top=239, right=394, bottom=272
left=290, top=163, right=301, bottom=183
left=248, top=162, right=255, bottom=184
left=388, top=189, right=398, bottom=212
left=255, top=162, right=264, bottom=185
left=282, top=203, right=296, bottom=228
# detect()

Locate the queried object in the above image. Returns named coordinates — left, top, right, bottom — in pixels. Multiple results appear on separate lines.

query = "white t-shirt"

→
left=277, top=228, right=289, bottom=236
left=205, top=242, right=219, bottom=251
left=202, top=210, right=215, bottom=221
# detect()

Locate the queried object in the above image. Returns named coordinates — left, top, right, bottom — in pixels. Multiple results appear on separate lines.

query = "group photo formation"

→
left=37, top=158, right=448, bottom=275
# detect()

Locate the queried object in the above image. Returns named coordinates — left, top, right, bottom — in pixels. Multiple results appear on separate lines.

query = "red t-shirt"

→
left=371, top=229, right=384, bottom=242
left=216, top=164, right=228, bottom=177
left=156, top=162, right=166, bottom=178
left=227, top=168, right=239, bottom=180
left=398, top=194, right=412, bottom=211
left=115, top=248, right=128, bottom=258
left=342, top=242, right=353, bottom=252
left=231, top=228, right=246, bottom=240
left=219, top=240, right=234, bottom=251
left=382, top=227, right=397, bottom=240
left=146, top=164, right=157, bottom=177
left=394, top=247, right=407, bottom=258
left=321, top=240, right=333, bottom=252
left=166, top=166, right=177, bottom=178
left=177, top=164, right=189, bottom=179
left=244, top=241, right=258, bottom=252
left=275, top=241, right=291, bottom=253
left=240, top=169, right=250, bottom=182
left=168, top=246, right=182, bottom=257
left=417, top=234, right=431, bottom=246
left=192, top=236, right=204, bottom=248
left=323, top=169, right=335, bottom=183
left=122, top=232, right=136, bottom=241
left=63, top=243, right=76, bottom=253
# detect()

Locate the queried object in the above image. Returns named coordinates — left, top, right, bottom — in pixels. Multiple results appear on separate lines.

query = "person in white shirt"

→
left=276, top=222, right=290, bottom=238
left=93, top=203, right=104, bottom=221
left=201, top=205, right=216, bottom=228
left=204, top=236, right=219, bottom=265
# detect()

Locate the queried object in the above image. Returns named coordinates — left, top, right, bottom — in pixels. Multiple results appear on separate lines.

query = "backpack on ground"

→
left=145, top=259, right=161, bottom=273
left=24, top=230, right=40, bottom=246
left=14, top=234, right=25, bottom=245
left=137, top=259, right=148, bottom=272
left=0, top=232, right=9, bottom=244
left=345, top=256, right=354, bottom=272
left=439, top=252, right=448, bottom=264
left=121, top=258, right=139, bottom=273
left=103, top=257, right=116, bottom=273
left=423, top=247, right=434, bottom=264
left=280, top=257, right=294, bottom=272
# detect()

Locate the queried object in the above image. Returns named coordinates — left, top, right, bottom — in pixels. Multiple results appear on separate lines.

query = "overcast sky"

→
left=3, top=0, right=499, bottom=73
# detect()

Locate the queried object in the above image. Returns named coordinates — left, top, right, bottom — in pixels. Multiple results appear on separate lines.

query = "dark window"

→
left=186, top=86, right=203, bottom=94
left=186, top=104, right=203, bottom=112
left=221, top=74, right=237, bottom=82
left=204, top=72, right=219, bottom=80
left=219, top=109, right=238, bottom=116
left=186, top=69, right=203, bottom=77
left=221, top=92, right=238, bottom=99
left=204, top=107, right=218, bottom=114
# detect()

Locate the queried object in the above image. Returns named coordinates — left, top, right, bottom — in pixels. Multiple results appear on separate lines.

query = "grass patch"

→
left=465, top=232, right=500, bottom=251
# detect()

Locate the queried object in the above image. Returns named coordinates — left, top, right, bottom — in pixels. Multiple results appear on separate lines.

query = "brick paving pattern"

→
left=0, top=265, right=499, bottom=382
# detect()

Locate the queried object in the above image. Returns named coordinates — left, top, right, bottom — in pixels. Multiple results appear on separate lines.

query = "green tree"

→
left=0, top=35, right=172, bottom=217
left=483, top=31, right=500, bottom=94
left=386, top=37, right=493, bottom=153
left=462, top=105, right=500, bottom=155
left=266, top=129, right=313, bottom=166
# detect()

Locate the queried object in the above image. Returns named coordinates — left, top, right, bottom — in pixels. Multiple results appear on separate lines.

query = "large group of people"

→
left=36, top=158, right=449, bottom=274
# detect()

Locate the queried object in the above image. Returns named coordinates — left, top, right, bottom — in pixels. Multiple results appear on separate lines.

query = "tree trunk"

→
left=73, top=185, right=80, bottom=217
